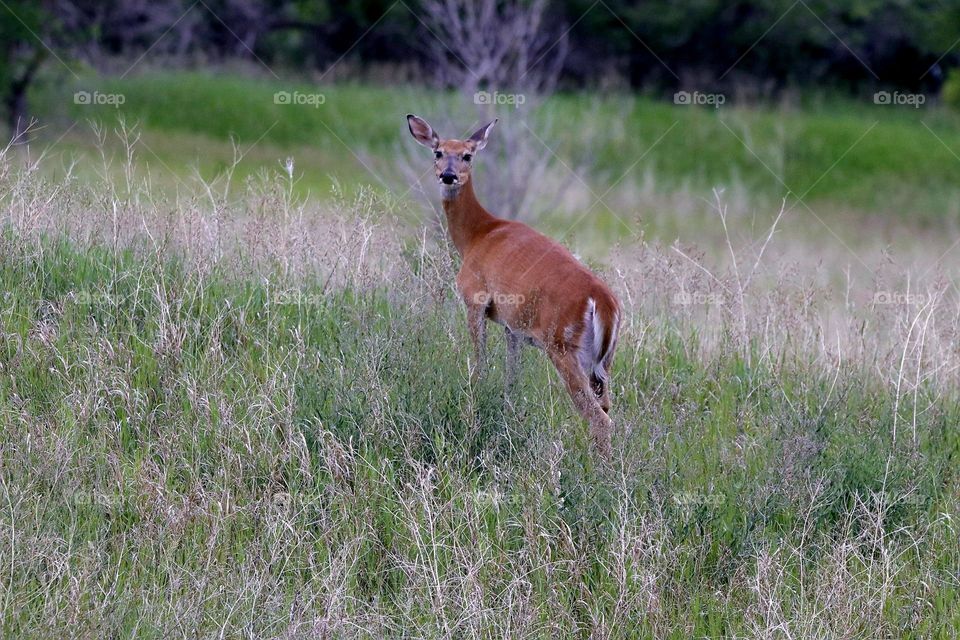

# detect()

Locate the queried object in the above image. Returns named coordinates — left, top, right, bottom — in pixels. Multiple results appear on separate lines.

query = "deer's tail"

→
left=579, top=296, right=620, bottom=387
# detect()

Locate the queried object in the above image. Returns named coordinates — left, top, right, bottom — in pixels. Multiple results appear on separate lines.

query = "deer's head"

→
left=407, top=114, right=497, bottom=198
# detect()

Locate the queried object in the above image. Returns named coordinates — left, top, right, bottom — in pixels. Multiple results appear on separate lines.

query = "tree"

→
left=0, top=1, right=49, bottom=139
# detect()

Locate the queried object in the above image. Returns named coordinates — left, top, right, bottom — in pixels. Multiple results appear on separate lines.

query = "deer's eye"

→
left=462, top=154, right=472, bottom=162
left=434, top=151, right=443, bottom=159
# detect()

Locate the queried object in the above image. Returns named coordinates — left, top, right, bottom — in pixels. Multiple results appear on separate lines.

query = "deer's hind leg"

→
left=590, top=371, right=611, bottom=415
left=548, top=349, right=612, bottom=458
left=590, top=331, right=617, bottom=414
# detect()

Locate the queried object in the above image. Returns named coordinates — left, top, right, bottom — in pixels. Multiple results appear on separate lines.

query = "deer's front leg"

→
left=466, top=303, right=487, bottom=383
left=505, top=327, right=521, bottom=394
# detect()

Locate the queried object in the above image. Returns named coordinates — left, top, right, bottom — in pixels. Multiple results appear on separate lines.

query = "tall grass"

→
left=1, top=127, right=958, bottom=638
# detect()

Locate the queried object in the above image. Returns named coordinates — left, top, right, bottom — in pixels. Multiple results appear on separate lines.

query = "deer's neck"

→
left=441, top=179, right=498, bottom=256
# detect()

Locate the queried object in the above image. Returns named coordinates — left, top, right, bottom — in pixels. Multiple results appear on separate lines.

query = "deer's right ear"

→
left=407, top=114, right=439, bottom=149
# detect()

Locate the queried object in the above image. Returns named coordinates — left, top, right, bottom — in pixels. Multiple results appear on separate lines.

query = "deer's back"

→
left=458, top=220, right=619, bottom=349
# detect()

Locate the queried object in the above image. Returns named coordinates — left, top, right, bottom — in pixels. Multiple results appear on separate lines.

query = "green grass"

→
left=26, top=70, right=960, bottom=227
left=1, top=230, right=958, bottom=637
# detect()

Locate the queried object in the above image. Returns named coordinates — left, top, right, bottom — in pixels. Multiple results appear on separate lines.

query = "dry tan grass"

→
left=5, top=127, right=404, bottom=290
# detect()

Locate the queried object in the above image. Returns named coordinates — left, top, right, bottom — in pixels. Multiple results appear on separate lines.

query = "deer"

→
left=407, top=114, right=622, bottom=457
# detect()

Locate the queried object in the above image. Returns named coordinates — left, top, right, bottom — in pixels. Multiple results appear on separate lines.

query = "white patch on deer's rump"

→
left=577, top=298, right=600, bottom=376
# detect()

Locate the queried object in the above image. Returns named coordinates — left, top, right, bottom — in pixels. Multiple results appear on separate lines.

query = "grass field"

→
left=27, top=70, right=960, bottom=231
left=2, top=71, right=960, bottom=637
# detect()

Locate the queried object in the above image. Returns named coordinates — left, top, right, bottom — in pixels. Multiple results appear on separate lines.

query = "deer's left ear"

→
left=468, top=119, right=498, bottom=151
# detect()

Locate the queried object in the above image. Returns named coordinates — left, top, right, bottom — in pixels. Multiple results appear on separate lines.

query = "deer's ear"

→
left=407, top=114, right=439, bottom=149
left=468, top=119, right=498, bottom=151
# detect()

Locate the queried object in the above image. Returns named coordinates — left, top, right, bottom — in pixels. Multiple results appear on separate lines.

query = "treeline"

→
left=3, top=0, right=959, bottom=131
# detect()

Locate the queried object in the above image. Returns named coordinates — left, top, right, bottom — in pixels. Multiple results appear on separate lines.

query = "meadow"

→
left=1, top=71, right=959, bottom=637
left=33, top=71, right=960, bottom=226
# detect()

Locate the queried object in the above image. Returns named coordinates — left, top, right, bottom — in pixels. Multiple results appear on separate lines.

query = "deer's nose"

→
left=440, top=171, right=457, bottom=185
